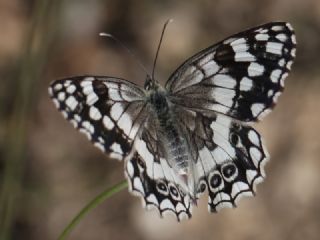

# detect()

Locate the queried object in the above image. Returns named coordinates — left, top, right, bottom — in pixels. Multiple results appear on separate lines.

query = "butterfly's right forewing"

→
left=166, top=22, right=296, bottom=122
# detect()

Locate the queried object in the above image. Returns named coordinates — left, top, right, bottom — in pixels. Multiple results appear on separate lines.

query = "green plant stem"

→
left=58, top=180, right=128, bottom=240
left=0, top=1, right=62, bottom=239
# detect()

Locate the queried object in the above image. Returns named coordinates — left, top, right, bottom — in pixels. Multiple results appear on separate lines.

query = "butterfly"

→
left=49, top=22, right=296, bottom=221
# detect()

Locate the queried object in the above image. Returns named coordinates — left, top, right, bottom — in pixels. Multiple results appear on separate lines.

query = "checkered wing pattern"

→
left=121, top=98, right=194, bottom=220
left=49, top=76, right=148, bottom=160
left=174, top=109, right=268, bottom=212
left=163, top=22, right=296, bottom=213
left=166, top=22, right=296, bottom=122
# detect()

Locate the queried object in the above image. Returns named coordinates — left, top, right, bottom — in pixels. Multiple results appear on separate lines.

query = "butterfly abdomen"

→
left=149, top=90, right=189, bottom=172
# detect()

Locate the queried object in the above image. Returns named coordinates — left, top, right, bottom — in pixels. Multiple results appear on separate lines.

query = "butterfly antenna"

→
left=99, top=32, right=151, bottom=77
left=152, top=18, right=174, bottom=82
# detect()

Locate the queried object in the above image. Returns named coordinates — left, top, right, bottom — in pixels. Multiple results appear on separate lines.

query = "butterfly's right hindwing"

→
left=175, top=109, right=269, bottom=212
left=49, top=76, right=147, bottom=160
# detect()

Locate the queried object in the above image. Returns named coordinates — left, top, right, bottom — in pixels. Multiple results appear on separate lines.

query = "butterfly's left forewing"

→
left=49, top=76, right=148, bottom=160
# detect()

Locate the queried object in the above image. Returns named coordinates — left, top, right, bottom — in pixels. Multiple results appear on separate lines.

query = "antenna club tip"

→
left=99, top=32, right=112, bottom=37
left=165, top=18, right=174, bottom=26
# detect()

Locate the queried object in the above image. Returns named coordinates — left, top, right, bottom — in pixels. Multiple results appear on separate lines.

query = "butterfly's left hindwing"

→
left=125, top=118, right=193, bottom=220
left=126, top=151, right=192, bottom=221
left=49, top=76, right=147, bottom=160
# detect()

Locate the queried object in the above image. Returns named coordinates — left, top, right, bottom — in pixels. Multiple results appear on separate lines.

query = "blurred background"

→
left=0, top=0, right=319, bottom=239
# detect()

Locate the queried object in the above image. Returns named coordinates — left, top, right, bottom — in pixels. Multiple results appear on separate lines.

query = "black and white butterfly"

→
left=49, top=22, right=296, bottom=221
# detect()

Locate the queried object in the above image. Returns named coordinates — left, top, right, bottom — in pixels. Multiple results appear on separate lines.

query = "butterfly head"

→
left=144, top=74, right=161, bottom=91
